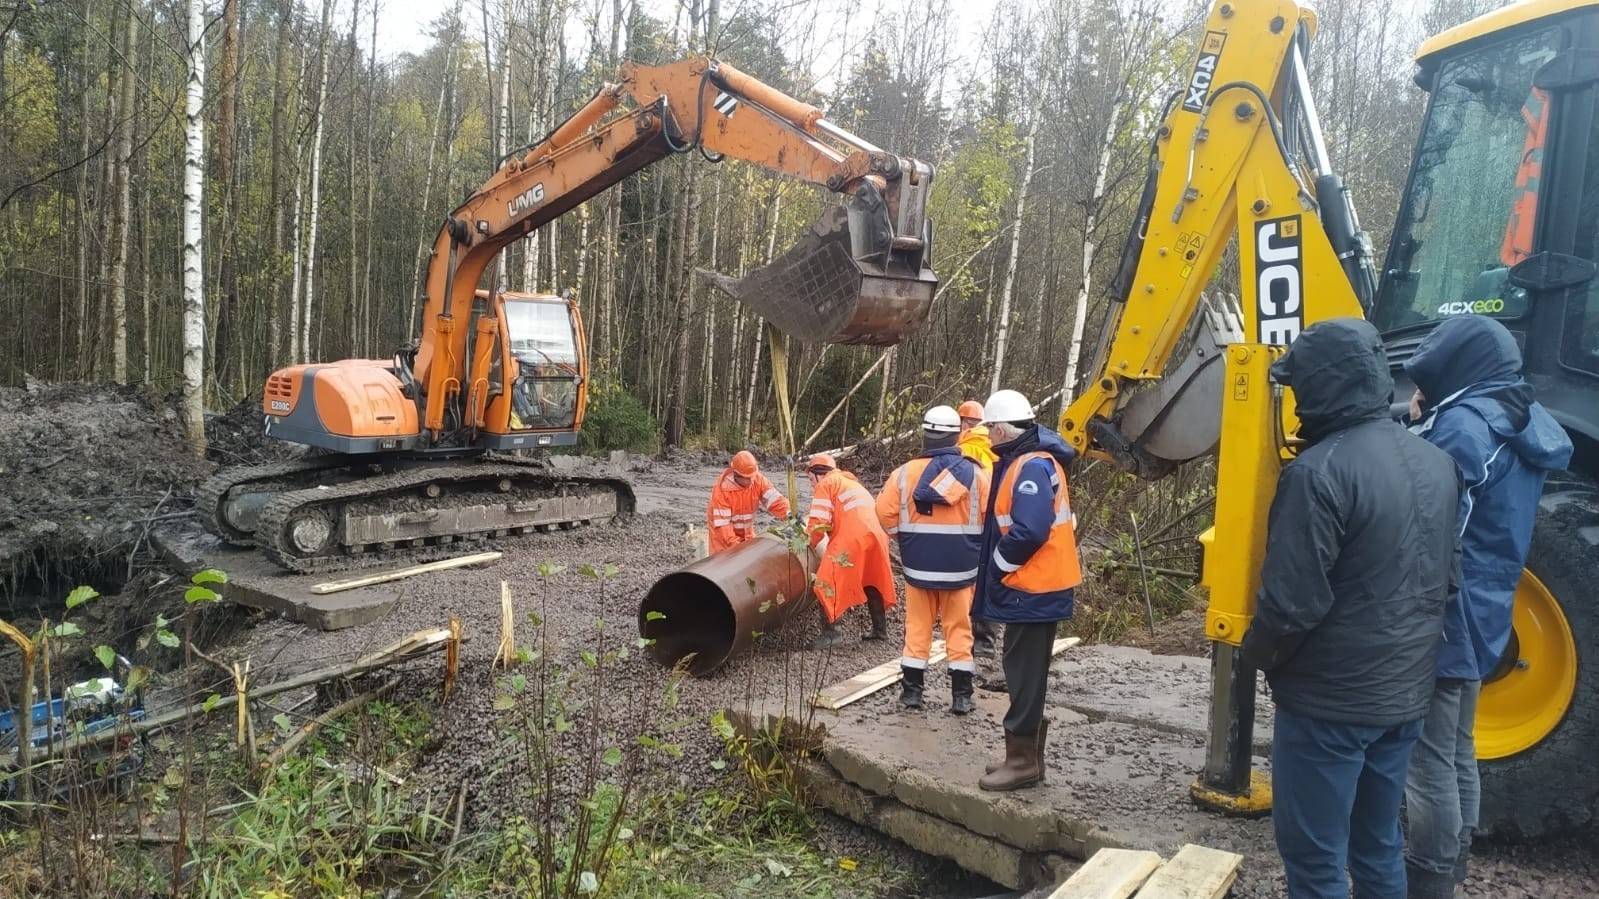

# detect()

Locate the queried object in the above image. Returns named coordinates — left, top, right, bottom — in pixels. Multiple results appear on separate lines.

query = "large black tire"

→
left=1477, top=470, right=1599, bottom=839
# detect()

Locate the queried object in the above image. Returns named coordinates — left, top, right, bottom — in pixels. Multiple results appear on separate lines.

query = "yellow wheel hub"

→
left=1475, top=571, right=1577, bottom=760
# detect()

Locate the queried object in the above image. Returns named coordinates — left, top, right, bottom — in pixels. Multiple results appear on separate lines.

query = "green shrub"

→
left=580, top=382, right=660, bottom=454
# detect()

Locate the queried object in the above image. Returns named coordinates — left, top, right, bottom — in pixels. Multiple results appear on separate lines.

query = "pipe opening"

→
left=640, top=571, right=738, bottom=676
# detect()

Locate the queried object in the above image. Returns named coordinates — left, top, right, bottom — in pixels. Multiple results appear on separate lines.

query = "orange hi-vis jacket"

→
left=973, top=427, right=1083, bottom=624
left=706, top=468, right=791, bottom=554
left=806, top=470, right=897, bottom=622
left=875, top=449, right=990, bottom=589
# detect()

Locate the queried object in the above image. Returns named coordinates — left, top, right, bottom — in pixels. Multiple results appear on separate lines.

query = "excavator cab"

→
left=480, top=291, right=587, bottom=448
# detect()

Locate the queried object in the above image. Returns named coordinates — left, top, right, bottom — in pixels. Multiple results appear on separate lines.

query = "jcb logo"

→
left=1183, top=32, right=1227, bottom=113
left=507, top=183, right=546, bottom=218
left=1256, top=216, right=1303, bottom=346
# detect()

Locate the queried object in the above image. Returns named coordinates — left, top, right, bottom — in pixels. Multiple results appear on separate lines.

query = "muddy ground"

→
left=4, top=383, right=1595, bottom=896
left=215, top=457, right=1597, bottom=898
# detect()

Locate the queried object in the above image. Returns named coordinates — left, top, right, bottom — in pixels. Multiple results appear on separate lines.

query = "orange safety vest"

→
left=876, top=452, right=990, bottom=589
left=992, top=450, right=1083, bottom=594
left=707, top=469, right=790, bottom=554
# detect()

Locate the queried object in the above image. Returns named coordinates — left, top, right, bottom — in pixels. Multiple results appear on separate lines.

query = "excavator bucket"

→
left=701, top=195, right=936, bottom=346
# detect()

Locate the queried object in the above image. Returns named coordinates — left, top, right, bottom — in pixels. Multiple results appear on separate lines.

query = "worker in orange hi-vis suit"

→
left=802, top=453, right=896, bottom=649
left=706, top=451, right=791, bottom=554
left=876, top=405, right=990, bottom=714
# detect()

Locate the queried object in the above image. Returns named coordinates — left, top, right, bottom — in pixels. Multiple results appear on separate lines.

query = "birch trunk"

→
left=107, top=0, right=137, bottom=383
left=492, top=0, right=511, bottom=290
left=268, top=0, right=292, bottom=365
left=742, top=189, right=781, bottom=439
left=988, top=111, right=1039, bottom=396
left=303, top=0, right=335, bottom=361
left=410, top=4, right=461, bottom=340
left=1060, top=97, right=1123, bottom=408
left=182, top=0, right=208, bottom=453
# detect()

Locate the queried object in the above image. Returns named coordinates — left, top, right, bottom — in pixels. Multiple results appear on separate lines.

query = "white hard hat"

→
left=922, top=404, right=961, bottom=433
left=983, top=389, right=1034, bottom=424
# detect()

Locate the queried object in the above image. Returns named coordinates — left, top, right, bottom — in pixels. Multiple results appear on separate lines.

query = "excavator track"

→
left=197, top=457, right=355, bottom=546
left=253, top=461, right=637, bottom=574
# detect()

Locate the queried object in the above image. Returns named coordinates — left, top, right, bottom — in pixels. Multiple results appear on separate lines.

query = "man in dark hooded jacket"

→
left=1241, top=319, right=1461, bottom=899
left=1400, top=315, right=1572, bottom=898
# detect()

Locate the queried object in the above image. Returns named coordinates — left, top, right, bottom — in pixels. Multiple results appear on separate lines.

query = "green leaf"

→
left=535, top=562, right=566, bottom=578
left=710, top=710, right=735, bottom=741
left=709, top=758, right=727, bottom=771
left=509, top=674, right=526, bottom=694
left=601, top=563, right=620, bottom=579
left=51, top=621, right=83, bottom=638
left=554, top=715, right=574, bottom=733
left=184, top=585, right=220, bottom=604
left=93, top=644, right=116, bottom=670
left=201, top=693, right=221, bottom=713
left=492, top=695, right=516, bottom=711
left=191, top=569, right=228, bottom=585
left=162, top=766, right=184, bottom=789
left=65, top=586, right=100, bottom=609
left=155, top=630, right=180, bottom=649
left=644, top=610, right=666, bottom=622
left=580, top=650, right=597, bottom=668
left=154, top=614, right=170, bottom=628
left=601, top=746, right=622, bottom=766
left=273, top=713, right=293, bottom=734
left=578, top=871, right=599, bottom=893
left=125, top=666, right=150, bottom=693
left=635, top=637, right=654, bottom=649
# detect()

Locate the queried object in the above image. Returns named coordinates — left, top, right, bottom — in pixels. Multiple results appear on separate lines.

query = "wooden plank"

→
left=813, top=636, right=1081, bottom=711
left=1134, top=844, right=1243, bottom=899
left=309, top=551, right=502, bottom=594
left=1048, top=848, right=1163, bottom=899
left=814, top=640, right=947, bottom=710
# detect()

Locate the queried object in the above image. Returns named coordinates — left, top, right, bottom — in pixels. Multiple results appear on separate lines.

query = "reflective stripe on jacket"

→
left=807, top=470, right=897, bottom=621
left=707, top=469, right=791, bottom=554
left=875, top=449, right=990, bottom=589
left=973, top=425, right=1081, bottom=624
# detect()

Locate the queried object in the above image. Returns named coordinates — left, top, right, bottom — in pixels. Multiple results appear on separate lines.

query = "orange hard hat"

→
left=731, top=450, right=758, bottom=477
left=957, top=400, right=985, bottom=420
left=804, top=453, right=837, bottom=472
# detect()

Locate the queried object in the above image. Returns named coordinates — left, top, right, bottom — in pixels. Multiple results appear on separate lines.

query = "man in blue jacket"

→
left=1401, top=315, right=1572, bottom=899
left=971, top=389, right=1083, bottom=792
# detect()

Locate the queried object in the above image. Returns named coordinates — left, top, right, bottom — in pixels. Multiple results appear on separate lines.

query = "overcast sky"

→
left=366, top=0, right=998, bottom=94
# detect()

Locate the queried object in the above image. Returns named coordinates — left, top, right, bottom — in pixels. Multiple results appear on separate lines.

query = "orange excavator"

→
left=199, top=58, right=938, bottom=572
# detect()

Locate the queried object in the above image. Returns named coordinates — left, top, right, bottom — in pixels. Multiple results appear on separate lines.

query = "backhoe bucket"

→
left=702, top=198, right=936, bottom=346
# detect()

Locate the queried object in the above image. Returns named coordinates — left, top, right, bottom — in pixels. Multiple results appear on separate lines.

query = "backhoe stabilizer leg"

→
left=1190, top=643, right=1272, bottom=816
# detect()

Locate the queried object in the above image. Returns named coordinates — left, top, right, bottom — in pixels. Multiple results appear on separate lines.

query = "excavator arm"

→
left=415, top=57, right=936, bottom=436
left=1056, top=0, right=1381, bottom=811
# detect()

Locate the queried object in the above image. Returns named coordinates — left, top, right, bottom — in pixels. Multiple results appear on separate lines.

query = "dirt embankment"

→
left=0, top=382, right=212, bottom=609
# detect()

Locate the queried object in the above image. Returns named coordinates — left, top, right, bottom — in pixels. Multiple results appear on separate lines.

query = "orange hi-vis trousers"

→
left=902, top=584, right=975, bottom=672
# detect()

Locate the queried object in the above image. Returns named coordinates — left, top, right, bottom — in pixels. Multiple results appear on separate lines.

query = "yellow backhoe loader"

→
left=1066, top=0, right=1599, bottom=838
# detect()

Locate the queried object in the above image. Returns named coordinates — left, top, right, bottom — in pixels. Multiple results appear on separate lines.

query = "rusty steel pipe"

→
left=638, top=534, right=810, bottom=676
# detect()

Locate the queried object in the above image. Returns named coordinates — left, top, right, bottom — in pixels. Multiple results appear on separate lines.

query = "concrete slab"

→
left=153, top=526, right=399, bottom=630
left=785, top=645, right=1280, bottom=891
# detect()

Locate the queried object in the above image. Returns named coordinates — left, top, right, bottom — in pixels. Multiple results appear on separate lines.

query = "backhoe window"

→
left=504, top=299, right=580, bottom=431
left=1372, top=28, right=1561, bottom=332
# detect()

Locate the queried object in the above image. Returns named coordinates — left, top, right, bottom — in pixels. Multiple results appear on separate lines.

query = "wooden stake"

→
left=493, top=581, right=516, bottom=669
left=309, top=552, right=502, bottom=594
left=443, top=617, right=462, bottom=701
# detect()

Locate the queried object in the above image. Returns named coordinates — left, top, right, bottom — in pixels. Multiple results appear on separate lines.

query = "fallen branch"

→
left=1099, top=561, right=1200, bottom=580
left=22, top=626, right=457, bottom=762
left=801, top=351, right=890, bottom=451
left=260, top=678, right=399, bottom=770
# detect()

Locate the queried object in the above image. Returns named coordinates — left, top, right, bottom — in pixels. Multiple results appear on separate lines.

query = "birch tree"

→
left=987, top=109, right=1038, bottom=396
left=107, top=0, right=138, bottom=383
left=302, top=0, right=335, bottom=361
left=182, top=0, right=208, bottom=452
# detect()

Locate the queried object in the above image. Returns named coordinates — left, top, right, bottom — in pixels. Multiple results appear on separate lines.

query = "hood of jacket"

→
left=1270, top=318, right=1393, bottom=442
left=913, top=446, right=975, bottom=507
left=993, top=423, right=1078, bottom=469
left=1405, top=315, right=1570, bottom=471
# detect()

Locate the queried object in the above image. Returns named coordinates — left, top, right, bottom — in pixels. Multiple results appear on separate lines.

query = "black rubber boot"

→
left=972, top=620, right=997, bottom=659
left=949, top=669, right=974, bottom=715
left=810, top=606, right=847, bottom=649
left=899, top=665, right=925, bottom=709
left=864, top=590, right=888, bottom=641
